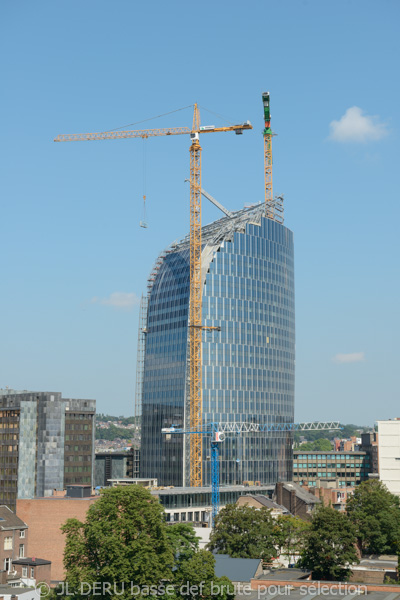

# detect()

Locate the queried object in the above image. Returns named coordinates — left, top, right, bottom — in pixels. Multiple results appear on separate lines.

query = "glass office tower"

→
left=140, top=205, right=295, bottom=486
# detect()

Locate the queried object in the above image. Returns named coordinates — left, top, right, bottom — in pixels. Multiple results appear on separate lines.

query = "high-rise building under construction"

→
left=138, top=202, right=295, bottom=487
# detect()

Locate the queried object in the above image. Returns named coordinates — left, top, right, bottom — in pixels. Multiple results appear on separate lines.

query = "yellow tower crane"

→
left=54, top=105, right=252, bottom=487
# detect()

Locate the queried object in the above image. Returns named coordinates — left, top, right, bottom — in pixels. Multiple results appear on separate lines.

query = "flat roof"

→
left=294, top=450, right=367, bottom=455
left=108, top=477, right=155, bottom=481
left=255, top=568, right=311, bottom=581
left=151, top=484, right=274, bottom=496
left=13, top=557, right=51, bottom=566
left=236, top=589, right=400, bottom=600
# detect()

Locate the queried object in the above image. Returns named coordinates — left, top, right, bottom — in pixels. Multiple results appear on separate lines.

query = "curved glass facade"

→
left=140, top=206, right=295, bottom=487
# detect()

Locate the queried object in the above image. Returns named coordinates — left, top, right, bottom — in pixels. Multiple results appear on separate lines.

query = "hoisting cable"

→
left=140, top=137, right=148, bottom=228
left=104, top=105, right=194, bottom=133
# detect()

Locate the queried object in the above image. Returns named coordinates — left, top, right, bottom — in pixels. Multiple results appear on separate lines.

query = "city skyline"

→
left=1, top=0, right=399, bottom=425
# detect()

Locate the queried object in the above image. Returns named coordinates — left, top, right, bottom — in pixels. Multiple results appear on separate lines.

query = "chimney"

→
left=276, top=482, right=283, bottom=505
left=290, top=490, right=296, bottom=515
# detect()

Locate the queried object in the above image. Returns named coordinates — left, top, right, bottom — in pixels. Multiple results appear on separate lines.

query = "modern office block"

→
left=0, top=390, right=95, bottom=510
left=139, top=205, right=295, bottom=486
left=293, top=450, right=372, bottom=487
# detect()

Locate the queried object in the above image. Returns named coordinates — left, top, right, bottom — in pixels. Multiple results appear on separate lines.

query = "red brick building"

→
left=273, top=482, right=320, bottom=520
left=17, top=493, right=98, bottom=584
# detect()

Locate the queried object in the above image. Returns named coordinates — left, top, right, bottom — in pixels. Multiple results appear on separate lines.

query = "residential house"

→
left=0, top=506, right=28, bottom=575
left=236, top=495, right=289, bottom=517
left=273, top=482, right=320, bottom=520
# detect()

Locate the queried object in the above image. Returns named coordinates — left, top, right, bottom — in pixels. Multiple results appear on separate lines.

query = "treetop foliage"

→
left=207, top=503, right=277, bottom=562
left=346, top=479, right=400, bottom=554
left=298, top=505, right=359, bottom=580
left=299, top=438, right=333, bottom=451
left=60, top=486, right=232, bottom=600
left=165, top=522, right=200, bottom=567
left=62, top=486, right=173, bottom=595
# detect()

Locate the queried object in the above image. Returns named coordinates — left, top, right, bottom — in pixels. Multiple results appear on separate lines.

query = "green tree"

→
left=61, top=486, right=173, bottom=598
left=313, top=438, right=333, bottom=451
left=300, top=438, right=332, bottom=451
left=166, top=523, right=200, bottom=568
left=298, top=505, right=359, bottom=580
left=346, top=480, right=400, bottom=554
left=207, top=503, right=276, bottom=562
left=274, top=515, right=310, bottom=563
left=173, top=550, right=234, bottom=600
left=60, top=487, right=232, bottom=599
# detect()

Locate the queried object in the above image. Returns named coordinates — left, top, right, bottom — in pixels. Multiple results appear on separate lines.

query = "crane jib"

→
left=53, top=123, right=252, bottom=143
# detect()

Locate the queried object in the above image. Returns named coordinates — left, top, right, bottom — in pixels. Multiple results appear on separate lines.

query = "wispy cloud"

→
left=333, top=352, right=365, bottom=364
left=91, top=292, right=140, bottom=310
left=328, top=107, right=388, bottom=143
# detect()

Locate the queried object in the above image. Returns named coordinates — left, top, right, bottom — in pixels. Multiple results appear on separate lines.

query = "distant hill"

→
left=96, top=414, right=139, bottom=441
left=294, top=423, right=374, bottom=447
left=97, top=413, right=137, bottom=426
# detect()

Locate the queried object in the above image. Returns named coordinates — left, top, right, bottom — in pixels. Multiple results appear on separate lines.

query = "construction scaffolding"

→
left=134, top=294, right=148, bottom=428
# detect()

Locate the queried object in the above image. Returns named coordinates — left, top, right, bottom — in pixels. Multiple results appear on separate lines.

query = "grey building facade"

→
left=139, top=205, right=295, bottom=487
left=0, top=390, right=95, bottom=510
left=95, top=448, right=140, bottom=487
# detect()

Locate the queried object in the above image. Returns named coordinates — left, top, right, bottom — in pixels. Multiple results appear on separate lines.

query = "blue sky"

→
left=1, top=0, right=398, bottom=424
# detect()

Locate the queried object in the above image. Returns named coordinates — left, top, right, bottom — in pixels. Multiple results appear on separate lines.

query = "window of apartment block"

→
left=19, top=530, right=25, bottom=538
left=31, top=567, right=34, bottom=578
left=19, top=544, right=24, bottom=558
left=4, top=536, right=12, bottom=550
left=4, top=558, right=11, bottom=572
left=22, top=567, right=28, bottom=577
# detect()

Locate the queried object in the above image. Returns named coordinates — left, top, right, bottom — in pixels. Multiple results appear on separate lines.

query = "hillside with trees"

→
left=294, top=423, right=373, bottom=448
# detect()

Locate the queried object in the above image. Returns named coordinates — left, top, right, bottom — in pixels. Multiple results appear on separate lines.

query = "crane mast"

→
left=189, top=104, right=203, bottom=487
left=262, top=92, right=274, bottom=219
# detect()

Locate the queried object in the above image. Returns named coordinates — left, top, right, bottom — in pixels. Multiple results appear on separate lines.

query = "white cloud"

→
left=91, top=292, right=140, bottom=310
left=329, top=107, right=388, bottom=143
left=333, top=352, right=365, bottom=364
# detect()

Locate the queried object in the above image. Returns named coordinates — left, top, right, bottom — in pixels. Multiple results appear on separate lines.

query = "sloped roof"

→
left=0, top=505, right=27, bottom=529
left=280, top=482, right=320, bottom=505
left=251, top=495, right=289, bottom=512
left=214, top=554, right=261, bottom=582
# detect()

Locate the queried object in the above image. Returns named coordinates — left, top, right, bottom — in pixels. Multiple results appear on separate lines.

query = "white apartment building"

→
left=377, top=419, right=400, bottom=495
